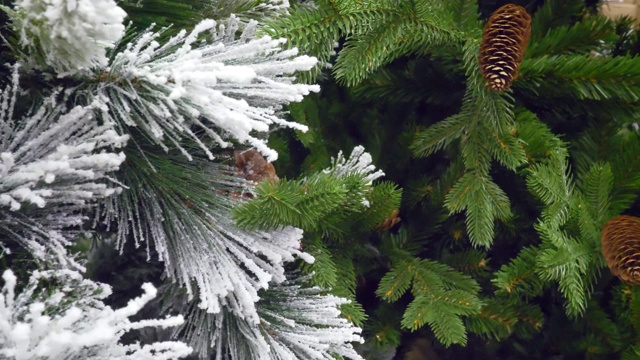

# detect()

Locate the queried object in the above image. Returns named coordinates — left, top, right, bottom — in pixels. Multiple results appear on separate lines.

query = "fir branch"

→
left=352, top=181, right=402, bottom=231
left=578, top=162, right=614, bottom=231
left=513, top=109, right=564, bottom=162
left=518, top=55, right=640, bottom=102
left=442, top=249, right=489, bottom=277
left=300, top=235, right=339, bottom=290
left=261, top=3, right=394, bottom=82
left=232, top=174, right=348, bottom=232
left=233, top=145, right=388, bottom=237
left=573, top=126, right=640, bottom=216
left=493, top=246, right=544, bottom=298
left=446, top=0, right=481, bottom=33
left=464, top=299, right=516, bottom=341
left=411, top=114, right=467, bottom=158
left=376, top=257, right=482, bottom=346
left=333, top=13, right=463, bottom=86
left=464, top=298, right=544, bottom=341
left=376, top=259, right=415, bottom=302
left=528, top=0, right=585, bottom=43
left=445, top=172, right=512, bottom=248
left=523, top=132, right=603, bottom=317
left=526, top=16, right=616, bottom=58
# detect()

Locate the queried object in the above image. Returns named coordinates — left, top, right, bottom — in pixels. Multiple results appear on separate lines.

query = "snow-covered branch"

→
left=99, top=156, right=311, bottom=320
left=0, top=269, right=192, bottom=359
left=99, top=16, right=319, bottom=161
left=0, top=65, right=128, bottom=268
left=178, top=275, right=364, bottom=359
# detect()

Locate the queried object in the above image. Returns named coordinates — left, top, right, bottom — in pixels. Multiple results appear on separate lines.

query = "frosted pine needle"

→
left=327, top=145, right=385, bottom=184
left=0, top=65, right=128, bottom=268
left=0, top=269, right=192, bottom=359
left=179, top=275, right=364, bottom=359
left=325, top=145, right=385, bottom=207
left=99, top=16, right=319, bottom=161
left=98, top=156, right=312, bottom=320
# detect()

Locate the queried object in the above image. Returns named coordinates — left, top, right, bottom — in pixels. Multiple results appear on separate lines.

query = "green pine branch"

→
left=376, top=256, right=482, bottom=346
left=526, top=13, right=615, bottom=58
left=493, top=246, right=545, bottom=298
left=518, top=55, right=640, bottom=102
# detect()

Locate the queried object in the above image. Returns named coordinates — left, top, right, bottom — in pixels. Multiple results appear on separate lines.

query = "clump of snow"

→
left=0, top=269, right=192, bottom=359
left=6, top=0, right=127, bottom=76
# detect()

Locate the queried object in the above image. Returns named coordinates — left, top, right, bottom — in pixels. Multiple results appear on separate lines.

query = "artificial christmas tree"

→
left=3, top=0, right=640, bottom=359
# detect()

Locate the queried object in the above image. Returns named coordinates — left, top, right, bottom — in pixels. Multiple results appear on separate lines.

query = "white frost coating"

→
left=182, top=276, right=363, bottom=359
left=0, top=65, right=127, bottom=268
left=0, top=66, right=128, bottom=212
left=323, top=145, right=384, bottom=208
left=0, top=269, right=192, bottom=359
left=100, top=165, right=312, bottom=322
left=8, top=0, right=127, bottom=77
left=100, top=16, right=319, bottom=161
left=327, top=145, right=385, bottom=184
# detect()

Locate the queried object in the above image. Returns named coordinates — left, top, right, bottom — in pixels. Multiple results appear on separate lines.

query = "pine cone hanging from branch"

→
left=234, top=149, right=279, bottom=183
left=479, top=4, right=531, bottom=91
left=601, top=215, right=640, bottom=285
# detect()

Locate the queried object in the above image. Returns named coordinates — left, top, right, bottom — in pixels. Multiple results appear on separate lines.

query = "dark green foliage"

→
left=265, top=0, right=640, bottom=357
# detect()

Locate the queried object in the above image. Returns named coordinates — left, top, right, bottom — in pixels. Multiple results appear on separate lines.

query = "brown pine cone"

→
left=479, top=4, right=532, bottom=91
left=234, top=149, right=279, bottom=183
left=601, top=215, right=640, bottom=285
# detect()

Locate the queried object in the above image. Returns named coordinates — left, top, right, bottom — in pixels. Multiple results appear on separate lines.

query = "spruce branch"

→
left=233, top=145, right=388, bottom=237
left=579, top=162, right=614, bottom=232
left=264, top=0, right=464, bottom=84
left=262, top=3, right=394, bottom=82
left=333, top=0, right=464, bottom=86
left=528, top=0, right=585, bottom=43
left=526, top=16, right=616, bottom=58
left=518, top=55, right=640, bottom=102
left=411, top=40, right=526, bottom=248
left=523, top=125, right=604, bottom=317
left=493, top=246, right=544, bottom=297
left=445, top=172, right=512, bottom=248
left=573, top=126, right=640, bottom=217
left=376, top=257, right=482, bottom=346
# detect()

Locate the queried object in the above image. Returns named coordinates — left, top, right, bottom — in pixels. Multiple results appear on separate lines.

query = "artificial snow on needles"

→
left=0, top=64, right=127, bottom=269
left=177, top=275, right=363, bottom=360
left=5, top=0, right=127, bottom=76
left=0, top=66, right=128, bottom=212
left=100, top=16, right=319, bottom=161
left=0, top=269, right=192, bottom=359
